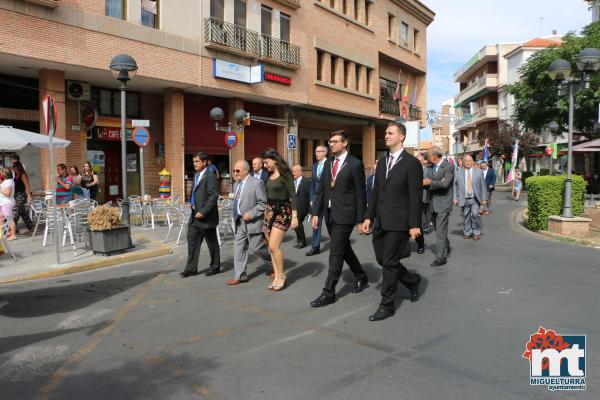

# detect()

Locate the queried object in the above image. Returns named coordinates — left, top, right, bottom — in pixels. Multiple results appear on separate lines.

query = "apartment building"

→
left=430, top=99, right=454, bottom=156
left=0, top=0, right=434, bottom=201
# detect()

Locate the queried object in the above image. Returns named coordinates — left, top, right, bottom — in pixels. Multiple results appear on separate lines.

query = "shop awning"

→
left=573, top=138, right=600, bottom=152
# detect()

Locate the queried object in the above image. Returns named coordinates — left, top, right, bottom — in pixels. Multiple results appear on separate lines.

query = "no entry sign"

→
left=133, top=127, right=151, bottom=147
left=225, top=132, right=238, bottom=149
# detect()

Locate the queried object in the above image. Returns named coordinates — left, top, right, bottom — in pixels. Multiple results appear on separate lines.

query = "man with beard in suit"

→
left=362, top=122, right=422, bottom=321
left=181, top=152, right=221, bottom=277
left=310, top=131, right=369, bottom=307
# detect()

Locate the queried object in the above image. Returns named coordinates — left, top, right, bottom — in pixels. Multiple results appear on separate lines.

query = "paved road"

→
left=1, top=195, right=598, bottom=400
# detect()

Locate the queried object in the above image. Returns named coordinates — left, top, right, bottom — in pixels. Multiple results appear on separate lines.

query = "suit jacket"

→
left=233, top=175, right=266, bottom=235
left=366, top=174, right=376, bottom=203
left=310, top=161, right=325, bottom=204
left=365, top=151, right=422, bottom=231
left=428, top=160, right=454, bottom=214
left=189, top=169, right=219, bottom=228
left=295, top=177, right=311, bottom=218
left=312, top=154, right=366, bottom=225
left=454, top=167, right=487, bottom=206
left=483, top=167, right=496, bottom=190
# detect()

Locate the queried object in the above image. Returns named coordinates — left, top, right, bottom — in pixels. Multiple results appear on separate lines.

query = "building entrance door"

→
left=103, top=143, right=122, bottom=203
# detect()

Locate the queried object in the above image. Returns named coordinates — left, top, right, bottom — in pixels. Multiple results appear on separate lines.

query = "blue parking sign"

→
left=287, top=134, right=297, bottom=149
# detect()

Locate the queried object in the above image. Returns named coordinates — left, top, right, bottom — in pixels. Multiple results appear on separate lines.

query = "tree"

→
left=507, top=21, right=600, bottom=138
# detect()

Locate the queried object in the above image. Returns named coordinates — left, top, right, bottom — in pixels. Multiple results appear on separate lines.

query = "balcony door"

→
left=233, top=0, right=247, bottom=51
left=261, top=6, right=272, bottom=57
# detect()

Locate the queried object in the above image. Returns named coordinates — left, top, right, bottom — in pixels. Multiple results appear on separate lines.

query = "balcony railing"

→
left=204, top=17, right=301, bottom=67
left=379, top=98, right=421, bottom=120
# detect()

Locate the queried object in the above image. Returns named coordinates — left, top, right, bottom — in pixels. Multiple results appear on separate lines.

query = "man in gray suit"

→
left=227, top=160, right=272, bottom=285
left=453, top=155, right=488, bottom=241
left=423, top=146, right=454, bottom=267
left=415, top=154, right=432, bottom=254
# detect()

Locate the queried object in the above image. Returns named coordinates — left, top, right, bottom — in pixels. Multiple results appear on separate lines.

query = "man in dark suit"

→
left=292, top=164, right=311, bottom=249
left=307, top=145, right=328, bottom=256
left=181, top=152, right=221, bottom=277
left=366, top=160, right=378, bottom=203
left=362, top=122, right=423, bottom=321
left=423, top=146, right=454, bottom=267
left=310, top=131, right=369, bottom=307
left=251, top=157, right=269, bottom=184
left=480, top=161, right=496, bottom=215
left=415, top=154, right=432, bottom=254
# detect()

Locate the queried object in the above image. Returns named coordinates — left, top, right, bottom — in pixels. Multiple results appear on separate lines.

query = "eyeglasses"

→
left=233, top=169, right=241, bottom=173
left=328, top=140, right=341, bottom=145
left=315, top=150, right=326, bottom=153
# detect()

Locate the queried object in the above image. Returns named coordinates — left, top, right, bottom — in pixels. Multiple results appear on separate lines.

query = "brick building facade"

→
left=0, top=0, right=434, bottom=201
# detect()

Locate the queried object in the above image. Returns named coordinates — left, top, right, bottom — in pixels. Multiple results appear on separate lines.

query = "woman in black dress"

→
left=11, top=162, right=33, bottom=232
left=80, top=161, right=100, bottom=200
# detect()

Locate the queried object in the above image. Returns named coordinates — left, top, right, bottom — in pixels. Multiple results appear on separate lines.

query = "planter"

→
left=88, top=226, right=131, bottom=256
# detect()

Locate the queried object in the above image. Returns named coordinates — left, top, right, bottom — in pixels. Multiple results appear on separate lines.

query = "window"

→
left=105, top=0, right=124, bottom=19
left=388, top=14, right=396, bottom=39
left=344, top=60, right=350, bottom=88
left=317, top=51, right=324, bottom=81
left=355, top=67, right=360, bottom=91
left=330, top=0, right=335, bottom=8
left=401, top=22, right=409, bottom=46
left=353, top=0, right=359, bottom=19
left=342, top=0, right=347, bottom=14
left=280, top=13, right=290, bottom=42
left=234, top=0, right=246, bottom=26
left=91, top=87, right=140, bottom=118
left=300, top=139, right=308, bottom=166
left=330, top=56, right=337, bottom=85
left=261, top=6, right=272, bottom=35
left=413, top=28, right=419, bottom=52
left=366, top=68, right=372, bottom=94
left=210, top=0, right=224, bottom=20
left=365, top=0, right=371, bottom=25
left=141, top=0, right=158, bottom=28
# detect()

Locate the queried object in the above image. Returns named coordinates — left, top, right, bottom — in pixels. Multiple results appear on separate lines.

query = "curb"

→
left=0, top=239, right=173, bottom=285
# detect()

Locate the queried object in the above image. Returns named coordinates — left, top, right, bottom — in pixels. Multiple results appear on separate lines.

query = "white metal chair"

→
left=1, top=218, right=17, bottom=261
left=147, top=198, right=169, bottom=229
left=128, top=198, right=145, bottom=227
left=164, top=205, right=191, bottom=245
left=216, top=202, right=235, bottom=246
left=42, top=207, right=76, bottom=256
left=30, top=199, right=47, bottom=240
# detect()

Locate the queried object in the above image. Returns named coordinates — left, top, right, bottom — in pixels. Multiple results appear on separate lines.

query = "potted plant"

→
left=88, top=205, right=130, bottom=256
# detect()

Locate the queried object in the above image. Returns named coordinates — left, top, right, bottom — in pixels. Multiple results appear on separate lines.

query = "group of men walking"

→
left=180, top=122, right=494, bottom=321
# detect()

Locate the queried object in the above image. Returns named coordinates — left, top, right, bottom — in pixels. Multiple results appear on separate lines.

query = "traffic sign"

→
left=132, top=119, right=150, bottom=127
left=545, top=145, right=553, bottom=155
left=132, top=127, right=151, bottom=147
left=287, top=134, right=297, bottom=149
left=42, top=95, right=57, bottom=134
left=225, top=132, right=238, bottom=149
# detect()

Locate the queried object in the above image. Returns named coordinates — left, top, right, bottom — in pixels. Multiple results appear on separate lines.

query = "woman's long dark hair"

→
left=261, top=148, right=292, bottom=178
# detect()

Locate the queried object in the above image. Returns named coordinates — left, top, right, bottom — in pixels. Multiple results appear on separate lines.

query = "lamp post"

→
left=209, top=107, right=247, bottom=192
left=547, top=48, right=600, bottom=218
left=109, top=54, right=138, bottom=226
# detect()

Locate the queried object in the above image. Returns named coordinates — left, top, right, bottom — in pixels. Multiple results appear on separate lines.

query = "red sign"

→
left=98, top=127, right=133, bottom=141
left=264, top=72, right=292, bottom=86
left=42, top=95, right=58, bottom=134
left=225, top=132, right=238, bottom=149
left=545, top=146, right=553, bottom=155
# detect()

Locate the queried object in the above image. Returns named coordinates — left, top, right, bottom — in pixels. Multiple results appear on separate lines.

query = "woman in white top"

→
left=0, top=167, right=17, bottom=240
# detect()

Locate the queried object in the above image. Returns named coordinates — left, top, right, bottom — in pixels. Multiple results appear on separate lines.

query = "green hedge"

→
left=522, top=171, right=534, bottom=190
left=526, top=175, right=586, bottom=230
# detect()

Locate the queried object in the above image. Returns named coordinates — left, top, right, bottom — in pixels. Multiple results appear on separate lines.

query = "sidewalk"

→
left=0, top=225, right=177, bottom=285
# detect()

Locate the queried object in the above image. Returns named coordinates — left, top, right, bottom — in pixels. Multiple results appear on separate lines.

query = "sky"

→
left=421, top=0, right=592, bottom=139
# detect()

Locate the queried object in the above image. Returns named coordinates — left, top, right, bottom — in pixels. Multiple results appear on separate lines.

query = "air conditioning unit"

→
left=66, top=81, right=91, bottom=102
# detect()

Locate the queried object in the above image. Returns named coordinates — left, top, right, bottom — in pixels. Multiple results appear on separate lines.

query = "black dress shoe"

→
left=180, top=271, right=198, bottom=278
left=352, top=277, right=369, bottom=293
left=305, top=248, right=320, bottom=256
left=430, top=259, right=447, bottom=267
left=368, top=308, right=395, bottom=321
left=446, top=246, right=452, bottom=257
left=404, top=274, right=421, bottom=302
left=310, top=292, right=335, bottom=307
left=417, top=246, right=425, bottom=255
left=205, top=268, right=221, bottom=276
left=296, top=242, right=307, bottom=249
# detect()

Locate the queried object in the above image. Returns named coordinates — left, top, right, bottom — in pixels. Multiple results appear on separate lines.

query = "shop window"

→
left=0, top=74, right=38, bottom=110
left=300, top=139, right=307, bottom=166
left=105, top=0, right=124, bottom=19
left=141, top=0, right=158, bottom=28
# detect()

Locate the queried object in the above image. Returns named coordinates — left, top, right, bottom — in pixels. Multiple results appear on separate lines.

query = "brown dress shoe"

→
left=227, top=276, right=249, bottom=285
left=472, top=235, right=481, bottom=241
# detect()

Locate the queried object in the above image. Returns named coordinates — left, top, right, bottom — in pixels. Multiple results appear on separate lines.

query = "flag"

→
left=505, top=139, right=519, bottom=183
left=410, top=76, right=418, bottom=105
left=393, top=81, right=401, bottom=101
left=483, top=138, right=490, bottom=162
left=401, top=77, right=410, bottom=120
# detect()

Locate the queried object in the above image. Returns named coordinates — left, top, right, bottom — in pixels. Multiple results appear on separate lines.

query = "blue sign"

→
left=225, top=132, right=238, bottom=149
left=287, top=134, right=297, bottom=149
left=132, top=127, right=150, bottom=147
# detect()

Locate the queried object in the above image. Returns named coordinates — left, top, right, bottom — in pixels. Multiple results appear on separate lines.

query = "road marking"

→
left=34, top=273, right=165, bottom=400
left=0, top=345, right=69, bottom=382
left=54, top=309, right=113, bottom=330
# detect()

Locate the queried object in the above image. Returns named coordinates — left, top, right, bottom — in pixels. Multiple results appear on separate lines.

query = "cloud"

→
left=423, top=0, right=592, bottom=112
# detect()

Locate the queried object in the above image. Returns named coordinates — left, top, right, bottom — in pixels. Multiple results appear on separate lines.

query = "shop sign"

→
left=213, top=59, right=263, bottom=84
left=264, top=72, right=292, bottom=85
left=98, top=127, right=133, bottom=141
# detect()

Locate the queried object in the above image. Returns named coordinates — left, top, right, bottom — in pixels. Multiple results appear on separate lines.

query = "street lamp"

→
left=547, top=48, right=600, bottom=218
left=209, top=107, right=246, bottom=191
left=109, top=54, right=138, bottom=226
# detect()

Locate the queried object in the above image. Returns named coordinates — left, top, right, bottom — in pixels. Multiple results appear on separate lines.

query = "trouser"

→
left=13, top=192, right=33, bottom=230
left=233, top=220, right=271, bottom=280
left=310, top=212, right=324, bottom=250
left=421, top=202, right=432, bottom=230
left=462, top=198, right=482, bottom=236
left=184, top=221, right=220, bottom=273
left=323, top=220, right=366, bottom=294
left=432, top=211, right=451, bottom=261
left=372, top=228, right=419, bottom=311
left=293, top=211, right=308, bottom=244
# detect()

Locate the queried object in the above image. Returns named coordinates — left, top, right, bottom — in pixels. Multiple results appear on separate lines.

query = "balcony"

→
left=271, top=0, right=301, bottom=9
left=204, top=17, right=301, bottom=68
left=379, top=98, right=421, bottom=121
left=23, top=0, right=60, bottom=7
left=454, top=45, right=498, bottom=82
left=454, top=73, right=498, bottom=107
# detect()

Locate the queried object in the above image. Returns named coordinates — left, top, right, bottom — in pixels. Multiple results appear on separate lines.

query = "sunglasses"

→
left=233, top=169, right=241, bottom=173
